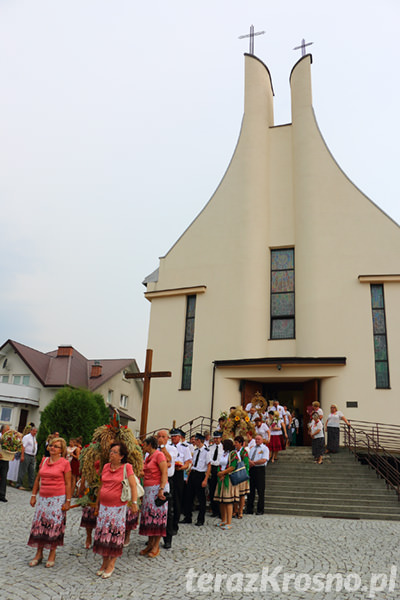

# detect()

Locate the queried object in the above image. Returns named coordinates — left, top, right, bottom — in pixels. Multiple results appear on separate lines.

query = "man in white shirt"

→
left=246, top=434, right=269, bottom=515
left=208, top=431, right=223, bottom=518
left=181, top=432, right=211, bottom=526
left=17, top=427, right=37, bottom=490
left=169, top=428, right=192, bottom=534
left=157, top=429, right=178, bottom=549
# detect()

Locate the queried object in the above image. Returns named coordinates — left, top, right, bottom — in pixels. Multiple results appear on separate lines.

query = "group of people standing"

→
left=309, top=401, right=350, bottom=463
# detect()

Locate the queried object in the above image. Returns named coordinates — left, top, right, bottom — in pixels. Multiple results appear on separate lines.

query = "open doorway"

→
left=241, top=379, right=319, bottom=446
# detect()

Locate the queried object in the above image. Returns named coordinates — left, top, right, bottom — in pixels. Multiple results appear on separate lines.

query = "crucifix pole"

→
left=125, top=348, right=172, bottom=439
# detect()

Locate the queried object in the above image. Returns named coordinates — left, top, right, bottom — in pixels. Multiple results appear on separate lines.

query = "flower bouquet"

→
left=0, top=430, right=23, bottom=461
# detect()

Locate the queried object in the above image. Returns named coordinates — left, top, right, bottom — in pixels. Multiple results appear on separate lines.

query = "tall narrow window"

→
left=370, top=284, right=390, bottom=389
left=270, top=248, right=295, bottom=339
left=181, top=295, right=196, bottom=390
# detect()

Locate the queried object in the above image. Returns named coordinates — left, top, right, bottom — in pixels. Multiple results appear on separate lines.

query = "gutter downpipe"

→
left=210, top=362, right=216, bottom=430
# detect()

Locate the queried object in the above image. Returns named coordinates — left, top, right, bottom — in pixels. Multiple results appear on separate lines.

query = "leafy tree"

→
left=36, top=387, right=109, bottom=462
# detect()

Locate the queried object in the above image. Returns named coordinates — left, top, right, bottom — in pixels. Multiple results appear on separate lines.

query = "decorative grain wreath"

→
left=251, top=391, right=267, bottom=413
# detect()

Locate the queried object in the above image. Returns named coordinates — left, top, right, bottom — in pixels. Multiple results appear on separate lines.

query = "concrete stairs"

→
left=265, top=446, right=400, bottom=521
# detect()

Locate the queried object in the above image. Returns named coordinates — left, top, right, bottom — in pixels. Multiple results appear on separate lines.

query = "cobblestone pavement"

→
left=1, top=485, right=399, bottom=600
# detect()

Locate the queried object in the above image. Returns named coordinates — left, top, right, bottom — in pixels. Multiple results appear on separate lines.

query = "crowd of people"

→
left=0, top=399, right=350, bottom=578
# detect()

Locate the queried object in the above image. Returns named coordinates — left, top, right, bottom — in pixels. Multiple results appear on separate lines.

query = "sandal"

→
left=215, top=522, right=226, bottom=527
left=45, top=561, right=55, bottom=568
left=139, top=546, right=152, bottom=556
left=221, top=524, right=232, bottom=530
left=29, top=558, right=43, bottom=567
left=148, top=548, right=160, bottom=558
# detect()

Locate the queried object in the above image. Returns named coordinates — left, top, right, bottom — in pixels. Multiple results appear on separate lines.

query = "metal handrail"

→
left=146, top=415, right=218, bottom=439
left=342, top=421, right=400, bottom=499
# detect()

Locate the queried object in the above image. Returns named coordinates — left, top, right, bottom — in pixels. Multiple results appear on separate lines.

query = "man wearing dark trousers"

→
left=208, top=431, right=223, bottom=517
left=157, top=429, right=177, bottom=549
left=246, top=434, right=269, bottom=515
left=180, top=432, right=211, bottom=526
left=169, top=428, right=192, bottom=534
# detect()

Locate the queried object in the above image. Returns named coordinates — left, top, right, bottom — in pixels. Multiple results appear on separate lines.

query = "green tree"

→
left=36, top=387, right=109, bottom=462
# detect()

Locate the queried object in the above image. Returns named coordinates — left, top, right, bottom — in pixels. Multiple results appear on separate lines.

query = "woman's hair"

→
left=234, top=435, right=244, bottom=445
left=50, top=437, right=67, bottom=458
left=330, top=404, right=338, bottom=411
left=222, top=438, right=234, bottom=452
left=312, top=401, right=320, bottom=408
left=110, top=442, right=128, bottom=463
left=312, top=412, right=320, bottom=419
left=143, top=435, right=158, bottom=450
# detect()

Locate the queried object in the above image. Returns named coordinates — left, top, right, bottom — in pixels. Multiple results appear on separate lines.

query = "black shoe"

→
left=256, top=511, right=264, bottom=515
left=246, top=510, right=254, bottom=515
left=163, top=541, right=172, bottom=549
left=210, top=513, right=220, bottom=518
left=195, top=522, right=204, bottom=527
left=0, top=498, right=7, bottom=502
left=180, top=518, right=192, bottom=524
left=172, top=528, right=178, bottom=536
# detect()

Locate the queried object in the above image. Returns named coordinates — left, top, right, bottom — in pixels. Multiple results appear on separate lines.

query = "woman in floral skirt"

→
left=28, top=437, right=71, bottom=568
left=139, top=436, right=168, bottom=558
left=93, top=442, right=138, bottom=579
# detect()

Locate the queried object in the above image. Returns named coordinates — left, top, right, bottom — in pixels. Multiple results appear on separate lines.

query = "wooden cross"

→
left=238, top=24, right=265, bottom=55
left=293, top=38, right=313, bottom=57
left=124, top=349, right=171, bottom=439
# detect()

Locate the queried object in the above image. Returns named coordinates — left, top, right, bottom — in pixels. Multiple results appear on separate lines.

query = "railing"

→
left=146, top=415, right=218, bottom=439
left=342, top=420, right=400, bottom=499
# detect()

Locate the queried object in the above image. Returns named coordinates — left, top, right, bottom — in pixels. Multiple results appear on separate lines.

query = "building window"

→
left=0, top=407, right=12, bottom=422
left=0, top=375, right=9, bottom=383
left=13, top=375, right=30, bottom=386
left=270, top=248, right=295, bottom=339
left=120, top=394, right=128, bottom=409
left=181, top=295, right=196, bottom=390
left=370, top=284, right=390, bottom=389
left=107, top=390, right=114, bottom=404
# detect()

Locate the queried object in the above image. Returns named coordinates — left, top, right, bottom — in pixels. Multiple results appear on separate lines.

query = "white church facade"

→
left=143, top=53, right=400, bottom=439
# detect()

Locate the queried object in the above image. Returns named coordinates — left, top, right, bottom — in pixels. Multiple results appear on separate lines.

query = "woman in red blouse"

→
left=93, top=442, right=138, bottom=579
left=139, top=436, right=168, bottom=558
left=28, top=437, right=72, bottom=568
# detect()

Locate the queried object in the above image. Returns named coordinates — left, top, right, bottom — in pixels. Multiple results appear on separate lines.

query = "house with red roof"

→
left=0, top=339, right=143, bottom=434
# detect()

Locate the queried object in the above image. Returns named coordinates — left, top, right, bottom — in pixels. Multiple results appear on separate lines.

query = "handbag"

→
left=121, top=464, right=132, bottom=502
left=135, top=474, right=145, bottom=499
left=229, top=459, right=249, bottom=486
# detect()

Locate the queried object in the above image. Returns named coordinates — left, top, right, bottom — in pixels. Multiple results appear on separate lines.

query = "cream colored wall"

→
left=146, top=53, right=400, bottom=431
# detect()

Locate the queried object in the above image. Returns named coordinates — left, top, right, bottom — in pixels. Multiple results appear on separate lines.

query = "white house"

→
left=0, top=339, right=143, bottom=436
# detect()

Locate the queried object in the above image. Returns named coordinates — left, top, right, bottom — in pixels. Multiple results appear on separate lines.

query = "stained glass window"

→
left=370, top=284, right=390, bottom=389
left=270, top=248, right=295, bottom=339
left=181, top=295, right=196, bottom=390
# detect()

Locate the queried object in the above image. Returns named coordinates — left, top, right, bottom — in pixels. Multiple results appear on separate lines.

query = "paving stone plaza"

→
left=1, top=484, right=399, bottom=600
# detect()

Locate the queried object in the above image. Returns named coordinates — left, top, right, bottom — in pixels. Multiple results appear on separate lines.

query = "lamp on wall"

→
left=276, top=364, right=282, bottom=371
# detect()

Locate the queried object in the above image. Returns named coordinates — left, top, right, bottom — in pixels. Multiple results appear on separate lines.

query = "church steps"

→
left=263, top=447, right=400, bottom=521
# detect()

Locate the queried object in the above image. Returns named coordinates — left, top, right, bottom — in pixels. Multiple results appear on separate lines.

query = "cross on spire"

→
left=293, top=38, right=314, bottom=57
left=238, top=24, right=265, bottom=55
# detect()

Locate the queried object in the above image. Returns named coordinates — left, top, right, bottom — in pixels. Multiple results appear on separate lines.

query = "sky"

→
left=1, top=0, right=399, bottom=368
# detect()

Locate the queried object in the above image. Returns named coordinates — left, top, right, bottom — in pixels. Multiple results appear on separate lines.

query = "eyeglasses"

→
left=49, top=445, right=62, bottom=449
left=109, top=449, right=121, bottom=455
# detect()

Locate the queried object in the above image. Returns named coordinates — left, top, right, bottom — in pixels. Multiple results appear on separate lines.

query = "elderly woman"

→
left=325, top=404, right=350, bottom=453
left=232, top=435, right=250, bottom=519
left=309, top=412, right=325, bottom=464
left=28, top=437, right=72, bottom=568
left=93, top=442, right=138, bottom=579
left=139, top=435, right=168, bottom=558
left=214, top=438, right=236, bottom=530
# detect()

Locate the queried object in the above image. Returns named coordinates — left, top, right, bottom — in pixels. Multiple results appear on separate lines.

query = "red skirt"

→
left=269, top=434, right=284, bottom=452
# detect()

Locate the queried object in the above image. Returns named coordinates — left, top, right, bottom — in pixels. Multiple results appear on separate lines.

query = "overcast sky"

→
left=1, top=0, right=399, bottom=368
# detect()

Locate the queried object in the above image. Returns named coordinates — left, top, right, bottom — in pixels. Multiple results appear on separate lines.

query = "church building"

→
left=143, top=52, right=400, bottom=437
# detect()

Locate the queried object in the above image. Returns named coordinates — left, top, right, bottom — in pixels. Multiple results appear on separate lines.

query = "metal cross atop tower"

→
left=238, top=24, right=265, bottom=55
left=293, top=38, right=314, bottom=57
